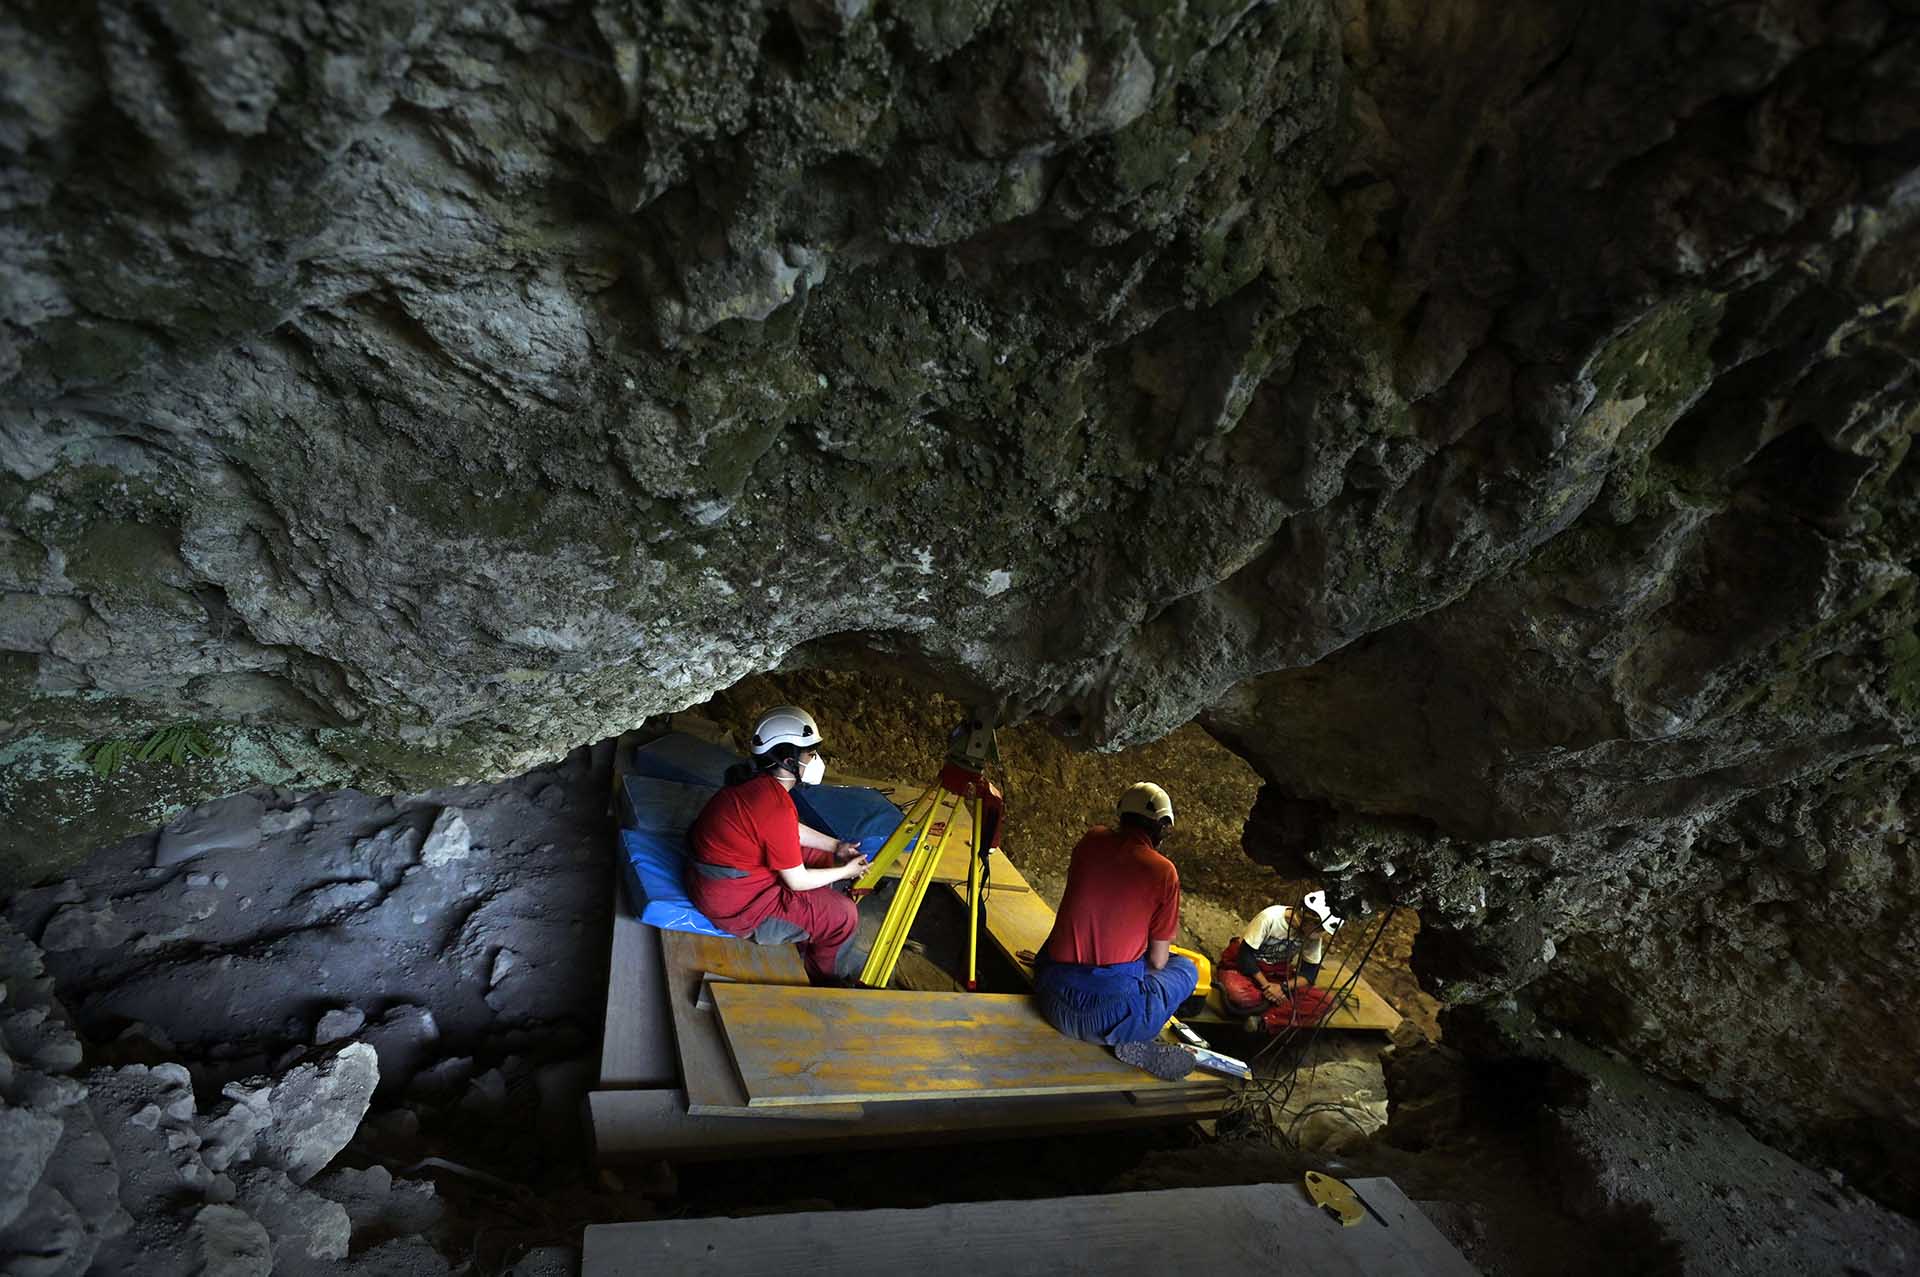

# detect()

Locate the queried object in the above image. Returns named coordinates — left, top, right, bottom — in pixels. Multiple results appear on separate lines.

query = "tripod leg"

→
left=966, top=791, right=984, bottom=990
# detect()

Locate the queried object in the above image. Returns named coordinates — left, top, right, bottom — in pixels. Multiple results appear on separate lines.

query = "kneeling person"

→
left=1217, top=891, right=1343, bottom=1033
left=685, top=706, right=869, bottom=984
left=1034, top=783, right=1198, bottom=1076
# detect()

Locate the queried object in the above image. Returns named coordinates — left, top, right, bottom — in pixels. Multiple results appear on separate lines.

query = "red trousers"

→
left=688, top=848, right=858, bottom=981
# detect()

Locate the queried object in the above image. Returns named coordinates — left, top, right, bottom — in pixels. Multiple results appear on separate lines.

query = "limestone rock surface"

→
left=0, top=918, right=450, bottom=1276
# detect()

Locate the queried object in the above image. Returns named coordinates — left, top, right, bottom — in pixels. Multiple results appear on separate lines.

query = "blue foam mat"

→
left=626, top=732, right=739, bottom=788
left=791, top=784, right=913, bottom=857
left=618, top=772, right=730, bottom=937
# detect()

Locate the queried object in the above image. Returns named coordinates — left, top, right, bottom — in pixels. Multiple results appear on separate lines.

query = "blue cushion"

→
left=617, top=769, right=730, bottom=937
left=619, top=824, right=730, bottom=938
left=627, top=732, right=741, bottom=788
left=791, top=784, right=912, bottom=856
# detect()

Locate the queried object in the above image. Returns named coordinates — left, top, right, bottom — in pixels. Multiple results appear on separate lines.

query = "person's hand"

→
left=1261, top=982, right=1289, bottom=1006
left=833, top=840, right=863, bottom=864
left=838, top=855, right=870, bottom=881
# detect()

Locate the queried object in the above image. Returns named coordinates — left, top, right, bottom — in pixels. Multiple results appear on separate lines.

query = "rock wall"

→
left=0, top=918, right=448, bottom=1277
left=3, top=0, right=1919, bottom=1213
left=1206, top=0, right=1920, bottom=1191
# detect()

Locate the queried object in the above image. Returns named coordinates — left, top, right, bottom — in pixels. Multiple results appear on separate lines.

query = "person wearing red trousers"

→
left=1216, top=892, right=1343, bottom=1034
left=685, top=706, right=870, bottom=984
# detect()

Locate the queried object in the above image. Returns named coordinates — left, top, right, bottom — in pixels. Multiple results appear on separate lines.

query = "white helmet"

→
left=1117, top=782, right=1175, bottom=828
left=1303, top=889, right=1344, bottom=935
left=749, top=706, right=823, bottom=755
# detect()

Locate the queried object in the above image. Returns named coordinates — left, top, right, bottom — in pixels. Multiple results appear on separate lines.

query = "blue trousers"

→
left=1033, top=955, right=1199, bottom=1046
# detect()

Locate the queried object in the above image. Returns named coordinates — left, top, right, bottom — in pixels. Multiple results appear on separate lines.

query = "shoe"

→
left=1114, top=1039, right=1197, bottom=1081
left=1243, top=1014, right=1264, bottom=1035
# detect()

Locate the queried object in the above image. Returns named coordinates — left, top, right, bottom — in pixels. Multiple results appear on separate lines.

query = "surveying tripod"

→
left=850, top=707, right=1005, bottom=990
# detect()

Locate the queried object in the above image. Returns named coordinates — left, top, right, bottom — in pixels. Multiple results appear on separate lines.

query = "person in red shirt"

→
left=1034, top=783, right=1199, bottom=1076
left=685, top=706, right=869, bottom=983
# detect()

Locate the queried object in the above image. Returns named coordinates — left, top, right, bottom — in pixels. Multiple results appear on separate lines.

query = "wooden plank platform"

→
left=598, top=868, right=676, bottom=1089
left=588, top=1083, right=1228, bottom=1162
left=593, top=737, right=1391, bottom=1165
left=710, top=983, right=1227, bottom=1108
left=657, top=930, right=863, bottom=1119
left=582, top=1177, right=1475, bottom=1275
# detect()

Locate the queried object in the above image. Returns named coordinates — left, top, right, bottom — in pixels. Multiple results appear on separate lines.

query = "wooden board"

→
left=657, top=929, right=863, bottom=1119
left=948, top=854, right=1055, bottom=979
left=598, top=869, right=676, bottom=1089
left=711, top=983, right=1226, bottom=1107
left=582, top=1177, right=1475, bottom=1275
left=587, top=1083, right=1228, bottom=1163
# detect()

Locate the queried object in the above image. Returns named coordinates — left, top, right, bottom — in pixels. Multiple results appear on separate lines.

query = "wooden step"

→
left=586, top=1084, right=1228, bottom=1162
left=658, top=929, right=862, bottom=1119
left=582, top=1177, right=1476, bottom=1275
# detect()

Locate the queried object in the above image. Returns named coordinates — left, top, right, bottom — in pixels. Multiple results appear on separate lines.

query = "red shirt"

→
left=1041, top=825, right=1181, bottom=966
left=688, top=775, right=801, bottom=877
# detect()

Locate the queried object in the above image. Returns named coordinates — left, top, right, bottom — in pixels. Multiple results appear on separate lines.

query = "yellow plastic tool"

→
left=1303, top=1171, right=1364, bottom=1227
left=1167, top=944, right=1212, bottom=1002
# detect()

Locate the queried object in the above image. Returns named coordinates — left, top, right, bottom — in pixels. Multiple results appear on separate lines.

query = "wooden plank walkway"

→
left=593, top=736, right=1392, bottom=1162
left=597, top=867, right=676, bottom=1089
left=582, top=1177, right=1475, bottom=1275
left=588, top=1083, right=1227, bottom=1162
left=710, top=983, right=1227, bottom=1107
